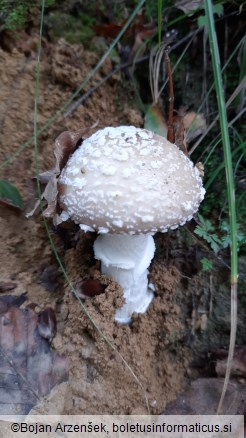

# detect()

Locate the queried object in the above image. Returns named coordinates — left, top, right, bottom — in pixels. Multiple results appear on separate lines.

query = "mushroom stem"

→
left=94, top=234, right=155, bottom=324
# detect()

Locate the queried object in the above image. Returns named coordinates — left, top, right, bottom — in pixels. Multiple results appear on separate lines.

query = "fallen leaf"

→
left=173, top=114, right=188, bottom=155
left=175, top=0, right=203, bottom=14
left=144, top=105, right=168, bottom=138
left=0, top=293, right=27, bottom=313
left=0, top=179, right=24, bottom=210
left=54, top=128, right=87, bottom=174
left=0, top=296, right=68, bottom=415
left=195, top=161, right=205, bottom=177
left=41, top=129, right=86, bottom=218
left=215, top=347, right=246, bottom=378
left=94, top=17, right=155, bottom=42
left=163, top=378, right=246, bottom=415
left=38, top=264, right=61, bottom=293
left=183, top=111, right=207, bottom=142
left=128, top=28, right=156, bottom=66
left=0, top=281, right=17, bottom=293
left=38, top=307, right=57, bottom=341
left=94, top=23, right=126, bottom=40
left=78, top=279, right=107, bottom=299
left=26, top=125, right=95, bottom=221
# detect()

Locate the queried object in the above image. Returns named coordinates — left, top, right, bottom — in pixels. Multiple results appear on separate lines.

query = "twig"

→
left=209, top=274, right=213, bottom=317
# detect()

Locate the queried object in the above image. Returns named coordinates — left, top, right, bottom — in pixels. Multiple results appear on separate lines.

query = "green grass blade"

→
left=234, top=36, right=246, bottom=109
left=204, top=0, right=238, bottom=414
left=158, top=0, right=163, bottom=47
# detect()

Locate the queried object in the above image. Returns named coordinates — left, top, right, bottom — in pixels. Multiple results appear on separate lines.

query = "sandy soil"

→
left=0, top=35, right=245, bottom=415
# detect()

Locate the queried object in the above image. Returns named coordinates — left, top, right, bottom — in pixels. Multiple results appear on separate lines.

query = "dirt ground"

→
left=0, top=35, right=245, bottom=415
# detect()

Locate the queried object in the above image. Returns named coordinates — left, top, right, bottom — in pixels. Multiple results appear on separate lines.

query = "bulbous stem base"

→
left=94, top=234, right=155, bottom=323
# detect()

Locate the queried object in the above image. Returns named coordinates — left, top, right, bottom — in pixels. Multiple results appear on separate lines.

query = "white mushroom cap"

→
left=58, top=126, right=205, bottom=234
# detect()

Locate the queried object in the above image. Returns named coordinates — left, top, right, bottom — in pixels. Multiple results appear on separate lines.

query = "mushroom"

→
left=57, top=126, right=205, bottom=323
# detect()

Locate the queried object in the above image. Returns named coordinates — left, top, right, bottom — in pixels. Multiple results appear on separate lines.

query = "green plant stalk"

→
left=34, top=0, right=150, bottom=414
left=204, top=0, right=238, bottom=414
left=157, top=0, right=163, bottom=47
left=235, top=36, right=246, bottom=108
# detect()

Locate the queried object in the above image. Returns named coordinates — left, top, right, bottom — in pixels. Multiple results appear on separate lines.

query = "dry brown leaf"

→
left=175, top=0, right=203, bottom=14
left=163, top=378, right=246, bottom=415
left=183, top=111, right=207, bottom=142
left=38, top=307, right=57, bottom=341
left=0, top=296, right=68, bottom=415
left=54, top=128, right=87, bottom=173
left=42, top=175, right=58, bottom=218
left=195, top=161, right=205, bottom=177
left=94, top=16, right=155, bottom=42
left=173, top=114, right=188, bottom=155
left=0, top=293, right=27, bottom=312
left=128, top=28, right=156, bottom=66
left=38, top=264, right=61, bottom=293
left=77, top=279, right=107, bottom=299
left=27, top=125, right=95, bottom=221
left=0, top=281, right=17, bottom=293
left=216, top=347, right=246, bottom=378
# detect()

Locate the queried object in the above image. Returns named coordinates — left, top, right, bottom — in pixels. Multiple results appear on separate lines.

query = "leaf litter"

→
left=0, top=295, right=68, bottom=415
left=163, top=378, right=246, bottom=415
